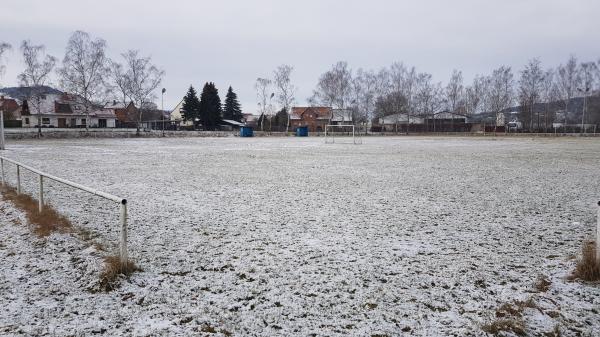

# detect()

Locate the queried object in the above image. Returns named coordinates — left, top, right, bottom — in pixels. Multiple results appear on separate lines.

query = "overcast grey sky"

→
left=1, top=0, right=599, bottom=113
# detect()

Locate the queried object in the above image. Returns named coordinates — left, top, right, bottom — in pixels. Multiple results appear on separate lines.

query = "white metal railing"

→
left=0, top=155, right=129, bottom=264
left=597, top=201, right=600, bottom=261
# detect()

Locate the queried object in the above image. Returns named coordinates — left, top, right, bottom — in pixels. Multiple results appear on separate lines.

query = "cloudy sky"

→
left=1, top=0, right=599, bottom=113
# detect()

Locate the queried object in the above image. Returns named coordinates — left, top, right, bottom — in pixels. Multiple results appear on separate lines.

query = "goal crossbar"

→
left=324, top=124, right=362, bottom=144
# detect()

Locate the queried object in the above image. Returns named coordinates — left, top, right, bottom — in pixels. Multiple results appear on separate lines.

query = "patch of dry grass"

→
left=569, top=241, right=600, bottom=282
left=0, top=185, right=72, bottom=236
left=534, top=275, right=552, bottom=292
left=483, top=298, right=540, bottom=336
left=482, top=318, right=526, bottom=336
left=99, top=255, right=141, bottom=292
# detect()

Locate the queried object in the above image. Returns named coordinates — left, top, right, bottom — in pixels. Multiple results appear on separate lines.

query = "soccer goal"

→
left=324, top=124, right=362, bottom=144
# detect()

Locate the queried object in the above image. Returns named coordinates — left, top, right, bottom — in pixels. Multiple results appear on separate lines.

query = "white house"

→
left=0, top=87, right=116, bottom=128
left=170, top=99, right=195, bottom=127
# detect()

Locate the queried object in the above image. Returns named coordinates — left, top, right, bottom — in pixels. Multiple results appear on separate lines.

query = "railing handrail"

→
left=0, top=155, right=129, bottom=264
left=0, top=155, right=125, bottom=204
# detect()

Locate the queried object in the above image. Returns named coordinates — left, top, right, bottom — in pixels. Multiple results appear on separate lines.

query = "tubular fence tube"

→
left=0, top=155, right=129, bottom=264
left=16, top=165, right=20, bottom=194
left=120, top=201, right=128, bottom=264
left=597, top=201, right=600, bottom=262
left=38, top=175, right=44, bottom=213
left=0, top=156, right=123, bottom=203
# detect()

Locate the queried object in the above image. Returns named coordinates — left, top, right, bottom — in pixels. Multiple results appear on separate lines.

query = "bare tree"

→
left=255, top=77, right=273, bottom=131
left=374, top=91, right=408, bottom=132
left=445, top=69, right=464, bottom=131
left=415, top=73, right=443, bottom=131
left=518, top=58, right=544, bottom=131
left=485, top=66, right=514, bottom=133
left=118, top=50, right=164, bottom=134
left=18, top=40, right=57, bottom=136
left=0, top=42, right=11, bottom=85
left=596, top=58, right=600, bottom=91
left=108, top=60, right=131, bottom=105
left=389, top=62, right=418, bottom=134
left=445, top=69, right=464, bottom=113
left=311, top=61, right=353, bottom=123
left=273, top=64, right=296, bottom=133
left=351, top=68, right=377, bottom=133
left=540, top=68, right=558, bottom=132
left=464, top=75, right=487, bottom=116
left=578, top=61, right=597, bottom=131
left=557, top=55, right=580, bottom=130
left=58, top=31, right=108, bottom=130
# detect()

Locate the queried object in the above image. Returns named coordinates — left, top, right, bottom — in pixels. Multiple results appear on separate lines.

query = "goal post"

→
left=324, top=124, right=362, bottom=144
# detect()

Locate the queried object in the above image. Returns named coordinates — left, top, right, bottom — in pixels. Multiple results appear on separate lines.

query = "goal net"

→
left=324, top=124, right=362, bottom=144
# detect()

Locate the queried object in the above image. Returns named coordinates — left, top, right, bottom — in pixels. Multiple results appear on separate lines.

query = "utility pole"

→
left=0, top=106, right=5, bottom=150
left=578, top=87, right=589, bottom=135
left=161, top=88, right=166, bottom=137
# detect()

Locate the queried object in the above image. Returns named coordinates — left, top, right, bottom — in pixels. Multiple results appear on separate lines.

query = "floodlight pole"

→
left=0, top=109, right=5, bottom=150
left=161, top=88, right=166, bottom=137
left=577, top=88, right=589, bottom=135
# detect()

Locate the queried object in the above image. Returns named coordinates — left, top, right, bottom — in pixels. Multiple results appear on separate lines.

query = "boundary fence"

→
left=0, top=155, right=129, bottom=264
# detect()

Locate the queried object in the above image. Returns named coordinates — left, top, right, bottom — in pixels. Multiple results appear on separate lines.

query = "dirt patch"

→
left=0, top=184, right=72, bottom=237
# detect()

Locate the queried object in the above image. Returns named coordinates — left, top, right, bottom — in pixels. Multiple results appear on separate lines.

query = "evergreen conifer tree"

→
left=199, top=82, right=222, bottom=130
left=223, top=86, right=243, bottom=122
left=181, top=86, right=201, bottom=124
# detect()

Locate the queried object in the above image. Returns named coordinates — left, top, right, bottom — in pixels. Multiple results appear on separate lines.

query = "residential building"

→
left=0, top=86, right=117, bottom=128
left=104, top=100, right=137, bottom=128
left=290, top=107, right=354, bottom=132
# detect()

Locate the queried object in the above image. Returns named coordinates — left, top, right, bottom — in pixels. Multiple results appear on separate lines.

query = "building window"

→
left=42, top=118, right=50, bottom=124
left=81, top=119, right=86, bottom=125
left=25, top=118, right=30, bottom=124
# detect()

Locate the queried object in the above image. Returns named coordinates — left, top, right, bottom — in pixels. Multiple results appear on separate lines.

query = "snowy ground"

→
left=1, top=136, right=599, bottom=336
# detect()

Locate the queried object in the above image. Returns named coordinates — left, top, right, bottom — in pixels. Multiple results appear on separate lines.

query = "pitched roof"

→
left=291, top=106, right=332, bottom=120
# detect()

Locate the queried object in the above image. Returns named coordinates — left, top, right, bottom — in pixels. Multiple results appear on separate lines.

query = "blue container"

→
left=296, top=126, right=308, bottom=137
left=240, top=126, right=253, bottom=137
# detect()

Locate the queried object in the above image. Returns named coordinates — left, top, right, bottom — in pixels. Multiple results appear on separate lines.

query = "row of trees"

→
left=0, top=31, right=165, bottom=135
left=254, top=65, right=297, bottom=132
left=180, top=84, right=242, bottom=130
left=308, top=57, right=600, bottom=132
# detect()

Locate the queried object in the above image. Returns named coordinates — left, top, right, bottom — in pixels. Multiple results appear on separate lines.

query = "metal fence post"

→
left=1, top=158, right=4, bottom=185
left=120, top=200, right=128, bottom=265
left=597, top=201, right=600, bottom=262
left=16, top=165, right=20, bottom=194
left=38, top=175, right=44, bottom=213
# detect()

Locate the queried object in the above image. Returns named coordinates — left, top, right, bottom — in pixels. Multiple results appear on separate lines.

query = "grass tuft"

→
left=0, top=184, right=72, bottom=236
left=99, top=255, right=141, bottom=292
left=484, top=298, right=539, bottom=336
left=482, top=318, right=526, bottom=336
left=569, top=241, right=600, bottom=282
left=534, top=275, right=552, bottom=292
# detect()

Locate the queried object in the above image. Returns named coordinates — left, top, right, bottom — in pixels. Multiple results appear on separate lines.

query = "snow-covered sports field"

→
left=1, top=136, right=599, bottom=336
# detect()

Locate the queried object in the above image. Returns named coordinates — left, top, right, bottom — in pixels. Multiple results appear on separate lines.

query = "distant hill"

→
left=0, top=86, right=64, bottom=101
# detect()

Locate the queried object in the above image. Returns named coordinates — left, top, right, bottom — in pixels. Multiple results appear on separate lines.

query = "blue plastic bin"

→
left=296, top=126, right=308, bottom=137
left=240, top=126, right=253, bottom=137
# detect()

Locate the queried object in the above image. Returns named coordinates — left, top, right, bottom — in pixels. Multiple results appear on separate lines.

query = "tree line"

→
left=308, top=57, right=600, bottom=132
left=0, top=31, right=165, bottom=135
left=180, top=84, right=242, bottom=131
left=254, top=65, right=297, bottom=132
